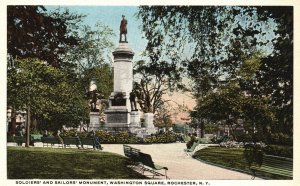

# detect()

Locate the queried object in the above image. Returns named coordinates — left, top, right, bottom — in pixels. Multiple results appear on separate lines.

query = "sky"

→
left=45, top=6, right=148, bottom=62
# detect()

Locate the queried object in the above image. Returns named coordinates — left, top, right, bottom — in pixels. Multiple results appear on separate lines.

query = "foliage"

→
left=63, top=23, right=114, bottom=73
left=143, top=132, right=176, bottom=143
left=7, top=58, right=88, bottom=132
left=154, top=104, right=173, bottom=129
left=192, top=82, right=275, bottom=141
left=59, top=130, right=177, bottom=144
left=133, top=60, right=182, bottom=113
left=63, top=22, right=114, bottom=99
left=194, top=146, right=291, bottom=179
left=95, top=130, right=117, bottom=144
left=266, top=133, right=293, bottom=146
left=94, top=131, right=142, bottom=144
left=244, top=144, right=264, bottom=169
left=263, top=145, right=293, bottom=158
left=7, top=6, right=114, bottom=134
left=59, top=129, right=79, bottom=137
left=81, top=64, right=113, bottom=99
left=7, top=6, right=83, bottom=67
left=137, top=6, right=278, bottom=91
left=138, top=6, right=293, bottom=143
left=7, top=147, right=146, bottom=179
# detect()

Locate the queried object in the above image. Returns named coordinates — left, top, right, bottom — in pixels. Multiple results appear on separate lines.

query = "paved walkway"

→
left=8, top=142, right=257, bottom=180
left=101, top=143, right=256, bottom=180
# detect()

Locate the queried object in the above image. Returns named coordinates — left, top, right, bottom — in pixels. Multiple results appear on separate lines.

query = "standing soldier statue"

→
left=119, top=15, right=128, bottom=42
left=130, top=90, right=138, bottom=111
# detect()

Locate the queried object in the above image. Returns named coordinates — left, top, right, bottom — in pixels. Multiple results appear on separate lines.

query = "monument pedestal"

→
left=105, top=42, right=135, bottom=132
left=89, top=112, right=100, bottom=131
left=130, top=111, right=140, bottom=127
left=144, top=113, right=156, bottom=134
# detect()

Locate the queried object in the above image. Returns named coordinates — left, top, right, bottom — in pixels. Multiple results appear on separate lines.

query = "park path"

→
left=101, top=143, right=256, bottom=180
left=7, top=142, right=257, bottom=180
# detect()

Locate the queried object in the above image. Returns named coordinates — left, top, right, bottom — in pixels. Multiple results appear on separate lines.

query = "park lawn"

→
left=7, top=147, right=147, bottom=179
left=193, top=146, right=292, bottom=180
left=193, top=146, right=250, bottom=172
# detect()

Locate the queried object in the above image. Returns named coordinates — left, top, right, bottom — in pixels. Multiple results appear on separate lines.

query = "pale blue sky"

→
left=45, top=6, right=148, bottom=61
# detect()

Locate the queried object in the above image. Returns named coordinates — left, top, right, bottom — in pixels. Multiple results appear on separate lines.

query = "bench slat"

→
left=251, top=154, right=293, bottom=179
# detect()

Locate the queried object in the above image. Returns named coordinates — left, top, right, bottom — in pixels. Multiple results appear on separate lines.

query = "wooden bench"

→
left=123, top=145, right=141, bottom=162
left=139, top=152, right=168, bottom=179
left=62, top=137, right=81, bottom=148
left=30, top=134, right=43, bottom=142
left=41, top=137, right=63, bottom=148
left=123, top=145, right=168, bottom=179
left=250, top=154, right=293, bottom=179
left=13, top=136, right=26, bottom=146
left=80, top=138, right=95, bottom=149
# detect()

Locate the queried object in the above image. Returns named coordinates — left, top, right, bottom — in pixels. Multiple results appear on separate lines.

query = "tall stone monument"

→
left=104, top=15, right=140, bottom=132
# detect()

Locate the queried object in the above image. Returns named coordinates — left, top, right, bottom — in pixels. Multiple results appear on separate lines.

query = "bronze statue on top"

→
left=119, top=15, right=128, bottom=43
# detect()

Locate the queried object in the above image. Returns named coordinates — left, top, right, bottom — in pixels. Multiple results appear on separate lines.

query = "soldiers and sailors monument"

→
left=88, top=15, right=156, bottom=135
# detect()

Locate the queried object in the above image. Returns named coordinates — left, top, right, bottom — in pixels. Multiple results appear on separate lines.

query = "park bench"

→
left=13, top=136, right=26, bottom=146
left=30, top=134, right=43, bottom=142
left=80, top=138, right=95, bottom=149
left=123, top=145, right=168, bottom=179
left=250, top=154, right=293, bottom=179
left=41, top=136, right=63, bottom=148
left=123, top=144, right=141, bottom=162
left=138, top=152, right=169, bottom=179
left=184, top=138, right=204, bottom=156
left=62, top=137, right=81, bottom=148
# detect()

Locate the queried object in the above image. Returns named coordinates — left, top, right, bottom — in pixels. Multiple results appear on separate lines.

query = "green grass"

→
left=7, top=147, right=147, bottom=179
left=193, top=147, right=249, bottom=172
left=193, top=146, right=292, bottom=179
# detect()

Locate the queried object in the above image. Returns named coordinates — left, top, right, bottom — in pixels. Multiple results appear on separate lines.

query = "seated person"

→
left=186, top=133, right=197, bottom=149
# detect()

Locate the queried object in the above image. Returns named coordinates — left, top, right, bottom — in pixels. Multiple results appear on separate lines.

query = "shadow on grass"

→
left=7, top=147, right=147, bottom=179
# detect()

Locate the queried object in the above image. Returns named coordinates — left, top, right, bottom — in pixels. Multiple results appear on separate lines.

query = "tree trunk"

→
left=200, top=121, right=204, bottom=138
left=25, top=106, right=31, bottom=147
left=10, top=107, right=16, bottom=135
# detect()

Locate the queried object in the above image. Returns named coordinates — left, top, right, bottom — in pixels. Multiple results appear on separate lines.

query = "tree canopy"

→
left=138, top=6, right=293, bottom=140
left=7, top=6, right=114, bottom=136
left=7, top=6, right=84, bottom=67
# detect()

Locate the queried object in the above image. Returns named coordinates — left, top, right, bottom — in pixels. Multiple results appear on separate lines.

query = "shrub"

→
left=244, top=144, right=264, bottom=168
left=56, top=130, right=176, bottom=144
left=263, top=145, right=293, bottom=158
left=236, top=133, right=252, bottom=143
left=268, top=132, right=293, bottom=145
left=114, top=132, right=141, bottom=144
left=95, top=130, right=115, bottom=143
left=59, top=129, right=78, bottom=137
left=144, top=132, right=176, bottom=143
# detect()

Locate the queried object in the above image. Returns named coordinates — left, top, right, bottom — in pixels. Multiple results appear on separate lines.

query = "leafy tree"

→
left=7, top=5, right=84, bottom=136
left=62, top=20, right=114, bottom=108
left=7, top=6, right=115, bottom=137
left=7, top=58, right=88, bottom=146
left=256, top=7, right=293, bottom=135
left=62, top=23, right=114, bottom=73
left=193, top=82, right=275, bottom=142
left=7, top=6, right=83, bottom=67
left=138, top=6, right=292, bottom=139
left=133, top=60, right=182, bottom=113
left=154, top=103, right=173, bottom=129
left=137, top=6, right=277, bottom=87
